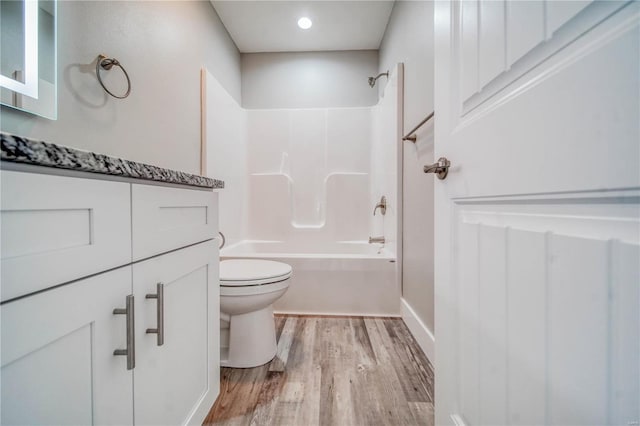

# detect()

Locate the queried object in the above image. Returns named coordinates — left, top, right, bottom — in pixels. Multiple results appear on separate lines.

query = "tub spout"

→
left=369, top=236, right=385, bottom=244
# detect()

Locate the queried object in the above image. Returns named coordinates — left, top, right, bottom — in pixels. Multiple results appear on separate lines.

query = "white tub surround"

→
left=203, top=69, right=247, bottom=248
left=206, top=65, right=404, bottom=318
left=1, top=136, right=222, bottom=425
left=222, top=241, right=399, bottom=316
left=205, top=66, right=402, bottom=247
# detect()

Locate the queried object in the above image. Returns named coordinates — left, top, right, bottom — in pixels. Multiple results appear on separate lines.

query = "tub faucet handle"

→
left=373, top=196, right=387, bottom=216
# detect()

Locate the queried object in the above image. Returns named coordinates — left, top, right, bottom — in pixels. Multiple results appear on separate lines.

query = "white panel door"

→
left=133, top=240, right=219, bottom=425
left=434, top=1, right=639, bottom=425
left=0, top=170, right=131, bottom=302
left=1, top=266, right=134, bottom=425
left=131, top=184, right=217, bottom=261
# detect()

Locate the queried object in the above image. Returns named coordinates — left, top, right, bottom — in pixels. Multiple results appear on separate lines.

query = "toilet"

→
left=219, top=259, right=292, bottom=368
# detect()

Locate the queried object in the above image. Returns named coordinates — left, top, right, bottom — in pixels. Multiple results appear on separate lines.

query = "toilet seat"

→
left=220, top=259, right=292, bottom=287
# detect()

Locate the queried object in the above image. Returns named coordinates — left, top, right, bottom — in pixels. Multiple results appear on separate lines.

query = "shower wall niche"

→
left=205, top=64, right=402, bottom=253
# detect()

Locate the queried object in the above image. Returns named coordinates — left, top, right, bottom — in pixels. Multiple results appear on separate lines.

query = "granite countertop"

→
left=1, top=133, right=224, bottom=189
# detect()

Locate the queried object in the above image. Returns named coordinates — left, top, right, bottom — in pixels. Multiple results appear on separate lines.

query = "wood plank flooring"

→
left=203, top=315, right=434, bottom=426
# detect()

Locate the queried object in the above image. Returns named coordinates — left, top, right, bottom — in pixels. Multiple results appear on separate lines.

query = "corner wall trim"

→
left=400, top=298, right=435, bottom=363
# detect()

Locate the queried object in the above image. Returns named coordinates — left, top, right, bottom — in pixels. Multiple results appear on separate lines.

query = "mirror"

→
left=1, top=0, right=57, bottom=119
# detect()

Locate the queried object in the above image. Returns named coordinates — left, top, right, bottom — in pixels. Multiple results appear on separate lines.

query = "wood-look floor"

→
left=203, top=315, right=434, bottom=426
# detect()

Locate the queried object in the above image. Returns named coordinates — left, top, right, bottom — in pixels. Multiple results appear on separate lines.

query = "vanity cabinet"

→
left=1, top=266, right=134, bottom=425
left=0, top=169, right=220, bottom=425
left=133, top=240, right=219, bottom=425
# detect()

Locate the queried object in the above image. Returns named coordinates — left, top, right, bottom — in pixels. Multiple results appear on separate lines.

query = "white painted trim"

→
left=400, top=297, right=435, bottom=363
left=274, top=310, right=401, bottom=318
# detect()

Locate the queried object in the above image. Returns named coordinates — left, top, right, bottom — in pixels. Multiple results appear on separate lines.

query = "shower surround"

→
left=205, top=64, right=403, bottom=315
left=247, top=107, right=371, bottom=241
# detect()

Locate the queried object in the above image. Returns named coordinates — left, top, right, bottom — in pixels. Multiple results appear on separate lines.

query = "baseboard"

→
left=400, top=298, right=435, bottom=363
left=274, top=310, right=401, bottom=318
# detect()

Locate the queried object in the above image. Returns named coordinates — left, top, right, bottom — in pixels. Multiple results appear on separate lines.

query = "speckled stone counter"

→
left=1, top=133, right=224, bottom=189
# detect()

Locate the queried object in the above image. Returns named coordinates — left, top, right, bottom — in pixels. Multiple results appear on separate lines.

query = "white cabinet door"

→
left=133, top=240, right=219, bottom=425
left=0, top=171, right=132, bottom=302
left=1, top=266, right=134, bottom=425
left=434, top=1, right=639, bottom=425
left=131, top=184, right=217, bottom=261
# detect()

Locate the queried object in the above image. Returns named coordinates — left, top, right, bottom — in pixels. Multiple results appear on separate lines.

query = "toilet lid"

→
left=220, top=259, right=292, bottom=286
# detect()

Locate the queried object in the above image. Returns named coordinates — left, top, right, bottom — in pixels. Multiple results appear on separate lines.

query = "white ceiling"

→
left=211, top=1, right=395, bottom=53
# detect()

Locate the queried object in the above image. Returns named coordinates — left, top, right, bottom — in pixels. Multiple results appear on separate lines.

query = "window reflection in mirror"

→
left=1, top=0, right=56, bottom=120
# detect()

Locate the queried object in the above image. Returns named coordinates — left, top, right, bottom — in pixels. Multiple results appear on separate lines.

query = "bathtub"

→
left=220, top=241, right=400, bottom=316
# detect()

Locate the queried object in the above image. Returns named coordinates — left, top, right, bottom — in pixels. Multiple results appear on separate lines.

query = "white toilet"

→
left=219, top=259, right=292, bottom=368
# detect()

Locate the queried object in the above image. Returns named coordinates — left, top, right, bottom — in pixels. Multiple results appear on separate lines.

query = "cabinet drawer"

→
left=131, top=184, right=217, bottom=261
left=1, top=171, right=132, bottom=302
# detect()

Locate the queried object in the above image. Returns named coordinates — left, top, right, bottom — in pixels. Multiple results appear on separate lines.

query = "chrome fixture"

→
left=218, top=231, right=226, bottom=249
left=368, top=71, right=389, bottom=88
left=403, top=111, right=435, bottom=143
left=424, top=157, right=451, bottom=180
left=373, top=196, right=387, bottom=216
left=369, top=236, right=386, bottom=244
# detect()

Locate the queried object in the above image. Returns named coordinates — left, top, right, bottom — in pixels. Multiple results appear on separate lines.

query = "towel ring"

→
left=96, top=54, right=131, bottom=99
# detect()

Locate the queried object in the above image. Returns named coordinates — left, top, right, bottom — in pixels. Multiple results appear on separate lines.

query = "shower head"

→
left=368, top=71, right=389, bottom=88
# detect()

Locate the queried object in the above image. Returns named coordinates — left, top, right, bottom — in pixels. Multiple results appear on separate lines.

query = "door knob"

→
left=373, top=196, right=387, bottom=216
left=424, top=157, right=451, bottom=180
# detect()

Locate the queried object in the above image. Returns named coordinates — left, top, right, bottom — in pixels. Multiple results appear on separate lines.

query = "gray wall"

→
left=0, top=1, right=241, bottom=175
left=379, top=1, right=435, bottom=335
left=241, top=50, right=378, bottom=109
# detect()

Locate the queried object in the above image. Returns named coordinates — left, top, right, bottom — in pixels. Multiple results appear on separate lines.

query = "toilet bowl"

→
left=219, top=259, right=291, bottom=368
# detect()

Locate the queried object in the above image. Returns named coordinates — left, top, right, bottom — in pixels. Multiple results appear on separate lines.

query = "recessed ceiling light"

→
left=297, top=17, right=312, bottom=30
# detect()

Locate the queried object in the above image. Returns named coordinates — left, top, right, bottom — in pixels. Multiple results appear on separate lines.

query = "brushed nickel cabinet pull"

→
left=113, top=295, right=135, bottom=370
left=145, top=283, right=164, bottom=346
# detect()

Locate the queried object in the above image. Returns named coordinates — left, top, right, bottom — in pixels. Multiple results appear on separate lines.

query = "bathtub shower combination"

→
left=222, top=241, right=396, bottom=316
left=206, top=64, right=404, bottom=317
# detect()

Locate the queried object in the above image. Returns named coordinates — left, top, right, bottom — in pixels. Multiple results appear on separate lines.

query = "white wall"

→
left=241, top=50, right=379, bottom=109
left=379, top=1, right=435, bottom=336
left=0, top=1, right=241, bottom=175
